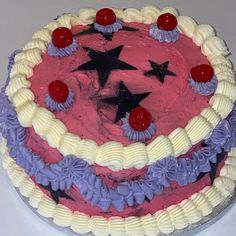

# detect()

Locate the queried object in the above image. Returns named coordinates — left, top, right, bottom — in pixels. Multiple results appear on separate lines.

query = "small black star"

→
left=41, top=184, right=74, bottom=204
left=72, top=45, right=137, bottom=87
left=144, top=60, right=176, bottom=83
left=74, top=23, right=138, bottom=41
left=101, top=81, right=151, bottom=122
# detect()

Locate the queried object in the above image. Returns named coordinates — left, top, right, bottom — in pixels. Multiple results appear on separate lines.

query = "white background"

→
left=0, top=0, right=236, bottom=235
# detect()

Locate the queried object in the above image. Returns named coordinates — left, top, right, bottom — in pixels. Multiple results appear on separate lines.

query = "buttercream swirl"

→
left=149, top=24, right=179, bottom=43
left=121, top=113, right=156, bottom=142
left=47, top=39, right=78, bottom=57
left=188, top=75, right=218, bottom=96
left=44, top=89, right=75, bottom=112
left=50, top=156, right=91, bottom=190
left=94, top=20, right=122, bottom=34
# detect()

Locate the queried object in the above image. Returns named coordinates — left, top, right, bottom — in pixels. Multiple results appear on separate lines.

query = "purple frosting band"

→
left=44, top=89, right=75, bottom=112
left=94, top=20, right=122, bottom=34
left=47, top=39, right=78, bottom=57
left=149, top=24, right=180, bottom=43
left=121, top=113, right=156, bottom=142
left=188, top=75, right=218, bottom=96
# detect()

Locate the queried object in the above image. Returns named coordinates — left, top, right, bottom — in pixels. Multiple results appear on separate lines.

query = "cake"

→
left=1, top=5, right=236, bottom=236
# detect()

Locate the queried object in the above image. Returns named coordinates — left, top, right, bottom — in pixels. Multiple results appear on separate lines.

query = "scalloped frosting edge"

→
left=1, top=134, right=236, bottom=236
left=5, top=6, right=236, bottom=171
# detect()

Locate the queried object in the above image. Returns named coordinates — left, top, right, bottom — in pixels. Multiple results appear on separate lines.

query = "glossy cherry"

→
left=129, top=107, right=152, bottom=132
left=52, top=27, right=73, bottom=48
left=157, top=13, right=177, bottom=31
left=48, top=80, right=69, bottom=103
left=96, top=8, right=116, bottom=26
left=191, top=64, right=214, bottom=83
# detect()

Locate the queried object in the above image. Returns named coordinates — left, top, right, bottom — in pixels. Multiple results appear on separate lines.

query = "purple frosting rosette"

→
left=188, top=75, right=218, bottom=96
left=149, top=24, right=180, bottom=43
left=121, top=112, right=156, bottom=142
left=47, top=39, right=78, bottom=57
left=44, top=88, right=75, bottom=112
left=94, top=19, right=122, bottom=34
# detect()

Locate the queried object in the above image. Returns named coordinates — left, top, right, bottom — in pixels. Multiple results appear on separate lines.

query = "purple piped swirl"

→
left=149, top=24, right=179, bottom=43
left=147, top=157, right=177, bottom=187
left=94, top=20, right=122, bottom=34
left=50, top=156, right=92, bottom=190
left=47, top=39, right=78, bottom=57
left=121, top=113, right=156, bottom=142
left=44, top=88, right=75, bottom=112
left=188, top=75, right=218, bottom=96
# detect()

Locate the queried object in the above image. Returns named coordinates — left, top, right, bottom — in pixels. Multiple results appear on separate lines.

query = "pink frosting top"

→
left=26, top=22, right=217, bottom=218
left=29, top=23, right=210, bottom=146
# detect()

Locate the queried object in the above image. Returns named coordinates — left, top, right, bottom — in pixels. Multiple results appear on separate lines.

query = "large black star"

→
left=144, top=60, right=176, bottom=83
left=74, top=23, right=138, bottom=41
left=72, top=45, right=137, bottom=87
left=101, top=81, right=151, bottom=122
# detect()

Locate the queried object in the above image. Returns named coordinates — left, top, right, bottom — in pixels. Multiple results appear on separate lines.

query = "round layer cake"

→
left=1, top=5, right=236, bottom=236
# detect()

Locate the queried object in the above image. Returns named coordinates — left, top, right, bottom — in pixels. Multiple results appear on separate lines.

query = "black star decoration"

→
left=101, top=81, right=151, bottom=122
left=74, top=23, right=138, bottom=41
left=41, top=184, right=74, bottom=204
left=195, top=148, right=226, bottom=185
left=144, top=60, right=176, bottom=83
left=72, top=45, right=137, bottom=87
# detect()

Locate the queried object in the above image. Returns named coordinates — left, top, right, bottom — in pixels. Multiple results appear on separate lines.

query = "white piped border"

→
left=5, top=6, right=236, bottom=171
left=1, top=134, right=236, bottom=236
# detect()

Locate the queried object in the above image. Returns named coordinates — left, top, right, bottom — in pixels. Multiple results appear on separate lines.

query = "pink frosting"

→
left=29, top=23, right=210, bottom=146
left=25, top=22, right=219, bottom=218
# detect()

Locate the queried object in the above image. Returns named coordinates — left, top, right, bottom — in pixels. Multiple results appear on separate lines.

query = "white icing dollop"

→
left=193, top=24, right=215, bottom=46
left=177, top=16, right=197, bottom=38
left=202, top=36, right=229, bottom=57
left=141, top=6, right=161, bottom=24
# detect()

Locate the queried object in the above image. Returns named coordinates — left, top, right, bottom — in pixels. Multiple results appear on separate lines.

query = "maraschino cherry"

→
left=129, top=107, right=152, bottom=132
left=48, top=80, right=69, bottom=103
left=191, top=64, right=214, bottom=83
left=157, top=13, right=177, bottom=31
left=52, top=27, right=73, bottom=48
left=96, top=8, right=116, bottom=26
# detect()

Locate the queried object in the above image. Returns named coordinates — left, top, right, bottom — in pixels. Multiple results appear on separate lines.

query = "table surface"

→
left=1, top=0, right=236, bottom=235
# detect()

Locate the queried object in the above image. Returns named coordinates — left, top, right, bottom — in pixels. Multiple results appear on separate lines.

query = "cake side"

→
left=1, top=135, right=236, bottom=235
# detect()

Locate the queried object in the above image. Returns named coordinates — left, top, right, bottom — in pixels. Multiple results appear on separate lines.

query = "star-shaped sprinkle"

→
left=74, top=24, right=138, bottom=41
left=144, top=60, right=176, bottom=83
left=41, top=184, right=74, bottom=204
left=101, top=81, right=151, bottom=122
left=72, top=45, right=137, bottom=87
